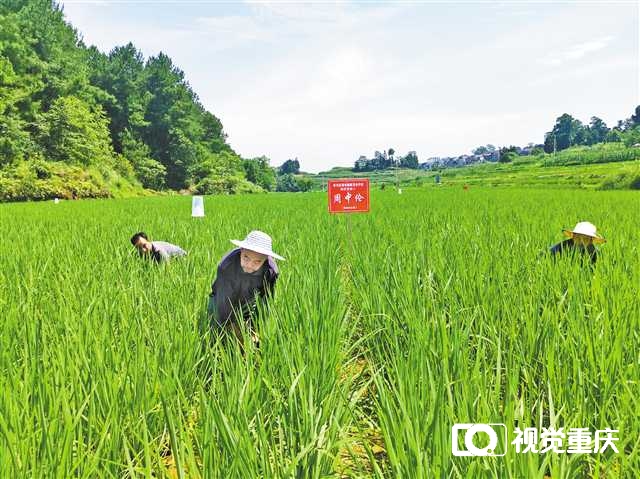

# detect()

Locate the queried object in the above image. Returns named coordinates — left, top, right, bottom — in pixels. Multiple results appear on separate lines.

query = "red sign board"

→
left=328, top=179, right=370, bottom=213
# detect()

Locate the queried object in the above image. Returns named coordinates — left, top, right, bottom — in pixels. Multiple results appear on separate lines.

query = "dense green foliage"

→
left=0, top=0, right=276, bottom=201
left=498, top=146, right=520, bottom=163
left=243, top=156, right=277, bottom=191
left=541, top=143, right=640, bottom=167
left=543, top=108, right=640, bottom=153
left=1, top=189, right=638, bottom=477
left=275, top=173, right=313, bottom=192
left=278, top=158, right=300, bottom=175
left=354, top=149, right=421, bottom=172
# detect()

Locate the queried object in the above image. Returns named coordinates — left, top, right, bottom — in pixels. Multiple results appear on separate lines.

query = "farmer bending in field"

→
left=130, top=232, right=187, bottom=263
left=549, top=221, right=605, bottom=265
left=208, top=230, right=284, bottom=346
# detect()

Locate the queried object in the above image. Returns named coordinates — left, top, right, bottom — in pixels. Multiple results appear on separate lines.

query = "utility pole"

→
left=389, top=149, right=400, bottom=194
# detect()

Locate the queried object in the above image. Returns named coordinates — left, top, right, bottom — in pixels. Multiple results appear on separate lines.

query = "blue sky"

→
left=61, top=1, right=639, bottom=172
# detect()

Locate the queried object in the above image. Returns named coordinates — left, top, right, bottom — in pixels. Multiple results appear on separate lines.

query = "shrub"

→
left=0, top=159, right=116, bottom=201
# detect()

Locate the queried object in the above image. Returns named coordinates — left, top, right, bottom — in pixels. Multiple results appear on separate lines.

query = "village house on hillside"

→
left=420, top=143, right=544, bottom=170
left=420, top=151, right=499, bottom=170
left=355, top=143, right=546, bottom=172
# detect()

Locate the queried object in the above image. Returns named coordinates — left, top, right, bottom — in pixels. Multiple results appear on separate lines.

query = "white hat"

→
left=231, top=230, right=285, bottom=260
left=563, top=221, right=606, bottom=244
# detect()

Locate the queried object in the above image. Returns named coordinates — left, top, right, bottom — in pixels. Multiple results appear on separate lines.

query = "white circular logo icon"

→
left=464, top=424, right=499, bottom=456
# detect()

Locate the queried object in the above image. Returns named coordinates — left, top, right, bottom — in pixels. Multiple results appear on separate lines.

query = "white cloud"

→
left=194, top=15, right=271, bottom=42
left=540, top=36, right=615, bottom=66
left=529, top=55, right=634, bottom=87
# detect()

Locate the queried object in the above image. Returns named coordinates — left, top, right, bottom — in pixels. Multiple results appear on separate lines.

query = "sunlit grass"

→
left=0, top=188, right=638, bottom=477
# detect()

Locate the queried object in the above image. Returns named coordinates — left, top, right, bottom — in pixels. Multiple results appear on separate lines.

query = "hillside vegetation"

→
left=309, top=143, right=640, bottom=191
left=0, top=1, right=274, bottom=201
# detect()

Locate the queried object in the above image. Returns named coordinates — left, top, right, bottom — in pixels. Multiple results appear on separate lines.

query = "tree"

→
left=373, top=150, right=390, bottom=169
left=631, top=105, right=640, bottom=126
left=88, top=43, right=147, bottom=153
left=121, top=129, right=166, bottom=189
left=275, top=173, right=312, bottom=192
left=0, top=116, right=32, bottom=165
left=354, top=155, right=369, bottom=171
left=616, top=118, right=634, bottom=131
left=276, top=173, right=299, bottom=192
left=473, top=146, right=488, bottom=155
left=586, top=116, right=609, bottom=145
left=0, top=11, right=44, bottom=164
left=38, top=95, right=115, bottom=166
left=243, top=156, right=276, bottom=191
left=530, top=146, right=545, bottom=156
left=605, top=129, right=623, bottom=143
left=498, top=146, right=518, bottom=163
left=141, top=52, right=234, bottom=189
left=472, top=144, right=496, bottom=155
left=278, top=158, right=300, bottom=175
left=400, top=151, right=419, bottom=169
left=623, top=126, right=640, bottom=147
left=544, top=114, right=586, bottom=153
left=18, top=0, right=95, bottom=111
left=200, top=110, right=227, bottom=153
left=142, top=53, right=192, bottom=188
left=187, top=150, right=252, bottom=194
left=296, top=176, right=313, bottom=192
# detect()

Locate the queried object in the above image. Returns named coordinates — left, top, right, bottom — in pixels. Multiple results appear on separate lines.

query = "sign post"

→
left=192, top=196, right=205, bottom=217
left=328, top=179, right=370, bottom=214
left=328, top=179, right=370, bottom=255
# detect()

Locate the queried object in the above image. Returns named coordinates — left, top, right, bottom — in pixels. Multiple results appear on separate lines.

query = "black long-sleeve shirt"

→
left=549, top=238, right=598, bottom=265
left=209, top=248, right=278, bottom=325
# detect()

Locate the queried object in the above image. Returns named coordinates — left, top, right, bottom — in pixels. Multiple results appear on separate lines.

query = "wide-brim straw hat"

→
left=231, top=230, right=285, bottom=260
left=563, top=221, right=606, bottom=244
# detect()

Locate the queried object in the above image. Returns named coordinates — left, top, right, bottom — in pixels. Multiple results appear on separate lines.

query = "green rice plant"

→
left=0, top=187, right=638, bottom=477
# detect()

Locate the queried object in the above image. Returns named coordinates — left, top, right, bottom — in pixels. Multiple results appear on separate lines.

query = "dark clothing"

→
left=549, top=238, right=597, bottom=265
left=208, top=248, right=278, bottom=329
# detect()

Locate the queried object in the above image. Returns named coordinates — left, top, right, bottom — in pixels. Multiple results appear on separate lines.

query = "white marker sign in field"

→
left=192, top=196, right=205, bottom=217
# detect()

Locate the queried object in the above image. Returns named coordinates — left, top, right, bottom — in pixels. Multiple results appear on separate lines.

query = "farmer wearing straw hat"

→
left=549, top=221, right=605, bottom=265
left=207, top=230, right=285, bottom=344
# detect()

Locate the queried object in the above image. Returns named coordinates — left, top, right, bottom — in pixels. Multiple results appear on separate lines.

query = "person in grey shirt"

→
left=131, top=232, right=187, bottom=263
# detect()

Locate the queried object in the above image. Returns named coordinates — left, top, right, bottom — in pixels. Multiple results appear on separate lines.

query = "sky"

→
left=60, top=0, right=639, bottom=173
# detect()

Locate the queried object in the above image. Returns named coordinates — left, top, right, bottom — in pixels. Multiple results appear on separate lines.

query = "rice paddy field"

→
left=1, top=187, right=639, bottom=478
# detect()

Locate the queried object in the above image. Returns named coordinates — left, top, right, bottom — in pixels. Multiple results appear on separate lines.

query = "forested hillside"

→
left=0, top=0, right=274, bottom=201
